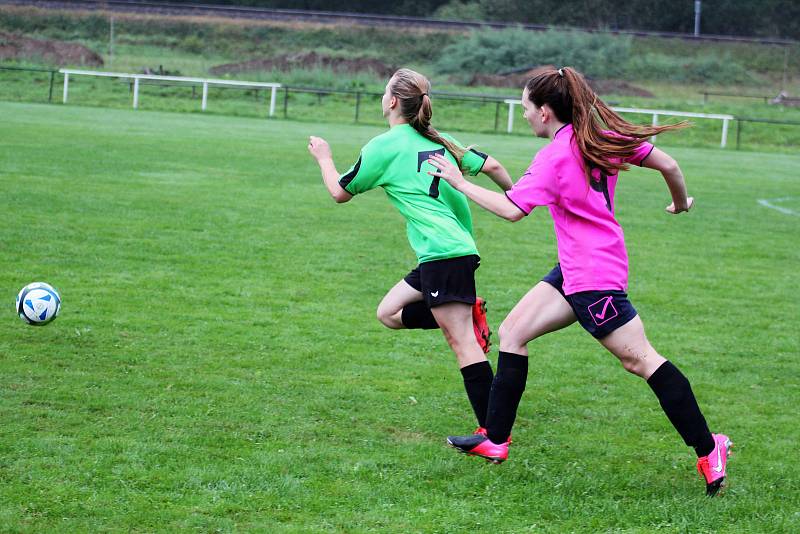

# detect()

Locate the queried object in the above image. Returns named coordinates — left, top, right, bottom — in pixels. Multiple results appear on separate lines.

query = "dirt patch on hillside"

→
left=0, top=32, right=103, bottom=67
left=470, top=67, right=654, bottom=97
left=210, top=51, right=394, bottom=77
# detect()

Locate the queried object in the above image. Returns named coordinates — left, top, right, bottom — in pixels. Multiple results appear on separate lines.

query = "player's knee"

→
left=619, top=355, right=646, bottom=377
left=498, top=319, right=523, bottom=347
left=376, top=307, right=399, bottom=329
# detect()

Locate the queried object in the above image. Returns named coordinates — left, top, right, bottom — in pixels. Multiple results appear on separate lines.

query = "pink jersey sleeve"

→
left=624, top=141, right=655, bottom=166
left=505, top=151, right=559, bottom=215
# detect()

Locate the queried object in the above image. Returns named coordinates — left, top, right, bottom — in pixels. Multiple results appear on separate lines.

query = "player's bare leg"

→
left=498, top=281, right=577, bottom=354
left=432, top=302, right=494, bottom=430
left=376, top=279, right=424, bottom=329
left=430, top=302, right=487, bottom=368
left=598, top=315, right=666, bottom=379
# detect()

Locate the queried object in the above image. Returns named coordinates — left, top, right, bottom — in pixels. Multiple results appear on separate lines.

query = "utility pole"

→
left=109, top=15, right=114, bottom=67
left=782, top=45, right=789, bottom=93
left=694, top=1, right=701, bottom=37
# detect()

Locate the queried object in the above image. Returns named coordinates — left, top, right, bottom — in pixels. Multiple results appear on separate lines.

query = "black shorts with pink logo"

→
left=542, top=263, right=638, bottom=339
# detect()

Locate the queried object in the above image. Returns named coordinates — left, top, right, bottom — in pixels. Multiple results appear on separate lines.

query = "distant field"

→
left=2, top=67, right=800, bottom=153
left=1, top=102, right=798, bottom=532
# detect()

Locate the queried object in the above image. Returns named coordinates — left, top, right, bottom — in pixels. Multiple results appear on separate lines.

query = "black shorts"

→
left=404, top=254, right=480, bottom=308
left=542, top=263, right=638, bottom=339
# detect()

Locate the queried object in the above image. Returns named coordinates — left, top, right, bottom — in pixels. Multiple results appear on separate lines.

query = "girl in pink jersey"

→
left=428, top=67, right=732, bottom=496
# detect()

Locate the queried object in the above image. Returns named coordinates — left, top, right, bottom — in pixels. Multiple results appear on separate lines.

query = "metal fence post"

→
left=269, top=85, right=277, bottom=117
left=721, top=118, right=729, bottom=148
left=62, top=72, right=69, bottom=103
left=48, top=71, right=55, bottom=103
left=283, top=86, right=289, bottom=118
left=494, top=101, right=500, bottom=131
left=133, top=77, right=140, bottom=109
left=736, top=119, right=742, bottom=150
left=651, top=113, right=659, bottom=144
left=355, top=91, right=361, bottom=123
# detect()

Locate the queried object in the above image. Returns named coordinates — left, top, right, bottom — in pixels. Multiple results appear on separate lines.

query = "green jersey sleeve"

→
left=440, top=132, right=488, bottom=176
left=338, top=138, right=386, bottom=195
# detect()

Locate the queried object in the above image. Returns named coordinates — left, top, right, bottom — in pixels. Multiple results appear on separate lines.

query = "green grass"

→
left=1, top=102, right=799, bottom=532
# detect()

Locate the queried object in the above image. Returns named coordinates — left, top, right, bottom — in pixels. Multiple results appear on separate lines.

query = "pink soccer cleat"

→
left=696, top=433, right=733, bottom=496
left=447, top=434, right=509, bottom=464
left=472, top=297, right=491, bottom=354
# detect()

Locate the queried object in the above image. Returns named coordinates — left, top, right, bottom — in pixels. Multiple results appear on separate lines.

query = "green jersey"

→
left=338, top=124, right=488, bottom=263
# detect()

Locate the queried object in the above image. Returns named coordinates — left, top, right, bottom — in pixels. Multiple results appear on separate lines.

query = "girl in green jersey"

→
left=308, top=69, right=513, bottom=434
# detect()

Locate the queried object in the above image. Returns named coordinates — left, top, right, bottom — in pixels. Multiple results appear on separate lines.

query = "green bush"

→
left=180, top=35, right=205, bottom=54
left=435, top=28, right=633, bottom=81
left=626, top=53, right=759, bottom=85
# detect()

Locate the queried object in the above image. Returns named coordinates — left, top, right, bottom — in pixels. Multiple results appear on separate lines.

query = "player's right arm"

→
left=308, top=136, right=353, bottom=203
left=428, top=152, right=526, bottom=222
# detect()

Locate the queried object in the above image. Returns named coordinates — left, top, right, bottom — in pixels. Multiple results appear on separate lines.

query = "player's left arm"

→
left=443, top=134, right=513, bottom=192
left=640, top=147, right=693, bottom=214
left=308, top=136, right=353, bottom=204
left=479, top=156, right=514, bottom=191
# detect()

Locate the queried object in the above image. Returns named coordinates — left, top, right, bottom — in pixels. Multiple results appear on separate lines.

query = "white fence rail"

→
left=59, top=69, right=282, bottom=117
left=504, top=99, right=735, bottom=148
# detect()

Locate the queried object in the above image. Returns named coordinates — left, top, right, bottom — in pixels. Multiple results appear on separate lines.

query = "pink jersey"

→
left=506, top=124, right=654, bottom=295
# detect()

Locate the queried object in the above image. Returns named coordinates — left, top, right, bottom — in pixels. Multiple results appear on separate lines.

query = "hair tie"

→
left=558, top=68, right=564, bottom=77
left=421, top=93, right=428, bottom=98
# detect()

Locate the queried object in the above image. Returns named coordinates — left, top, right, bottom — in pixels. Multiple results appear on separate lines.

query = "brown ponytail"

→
left=526, top=67, right=688, bottom=179
left=389, top=68, right=466, bottom=167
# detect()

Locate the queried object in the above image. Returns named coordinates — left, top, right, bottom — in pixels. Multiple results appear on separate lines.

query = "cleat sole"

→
left=707, top=477, right=726, bottom=497
left=446, top=438, right=506, bottom=464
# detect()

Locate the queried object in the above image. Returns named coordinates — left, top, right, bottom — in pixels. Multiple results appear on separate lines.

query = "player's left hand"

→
left=427, top=153, right=467, bottom=190
left=666, top=196, right=694, bottom=214
left=308, top=136, right=332, bottom=161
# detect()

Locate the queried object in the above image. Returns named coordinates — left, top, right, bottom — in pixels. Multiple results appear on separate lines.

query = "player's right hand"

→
left=308, top=136, right=332, bottom=161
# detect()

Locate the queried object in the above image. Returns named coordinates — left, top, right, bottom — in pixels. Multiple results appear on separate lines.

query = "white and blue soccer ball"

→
left=16, top=282, right=61, bottom=326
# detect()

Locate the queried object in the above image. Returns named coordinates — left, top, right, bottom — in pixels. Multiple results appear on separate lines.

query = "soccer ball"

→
left=16, top=282, right=62, bottom=326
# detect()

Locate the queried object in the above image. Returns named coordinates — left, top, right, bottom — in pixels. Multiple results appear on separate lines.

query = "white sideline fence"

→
left=55, top=69, right=734, bottom=146
left=504, top=99, right=735, bottom=148
left=59, top=69, right=282, bottom=116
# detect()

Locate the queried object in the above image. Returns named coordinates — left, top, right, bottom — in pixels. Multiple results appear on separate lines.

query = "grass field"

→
left=1, top=101, right=798, bottom=532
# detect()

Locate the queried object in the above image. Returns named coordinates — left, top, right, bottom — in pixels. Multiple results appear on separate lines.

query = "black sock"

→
left=486, top=351, right=528, bottom=444
left=647, top=360, right=715, bottom=457
left=460, top=360, right=494, bottom=428
left=400, top=301, right=438, bottom=329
